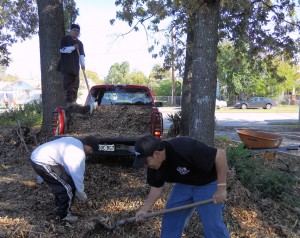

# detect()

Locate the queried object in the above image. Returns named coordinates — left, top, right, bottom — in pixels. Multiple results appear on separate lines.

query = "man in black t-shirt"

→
left=133, top=135, right=230, bottom=238
left=57, top=23, right=85, bottom=106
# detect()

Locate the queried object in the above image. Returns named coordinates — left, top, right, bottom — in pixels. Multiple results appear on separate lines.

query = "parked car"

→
left=235, top=97, right=278, bottom=109
left=216, top=99, right=227, bottom=109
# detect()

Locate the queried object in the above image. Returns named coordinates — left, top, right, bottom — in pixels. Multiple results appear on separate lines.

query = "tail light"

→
left=153, top=112, right=163, bottom=139
left=52, top=111, right=59, bottom=135
left=52, top=107, right=65, bottom=135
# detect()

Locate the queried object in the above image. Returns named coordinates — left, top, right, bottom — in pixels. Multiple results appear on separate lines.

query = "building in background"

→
left=0, top=80, right=41, bottom=108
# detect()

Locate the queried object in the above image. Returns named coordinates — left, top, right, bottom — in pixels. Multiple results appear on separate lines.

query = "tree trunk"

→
left=180, top=17, right=194, bottom=136
left=37, top=0, right=65, bottom=134
left=190, top=1, right=220, bottom=146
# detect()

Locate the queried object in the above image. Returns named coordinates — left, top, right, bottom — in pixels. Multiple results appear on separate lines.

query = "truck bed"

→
left=65, top=105, right=153, bottom=138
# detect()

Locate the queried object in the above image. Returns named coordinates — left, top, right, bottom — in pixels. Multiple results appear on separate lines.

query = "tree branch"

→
left=254, top=0, right=300, bottom=27
left=16, top=120, right=29, bottom=154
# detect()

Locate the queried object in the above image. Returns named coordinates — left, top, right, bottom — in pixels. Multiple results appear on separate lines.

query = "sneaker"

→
left=61, top=213, right=78, bottom=222
left=89, top=102, right=97, bottom=115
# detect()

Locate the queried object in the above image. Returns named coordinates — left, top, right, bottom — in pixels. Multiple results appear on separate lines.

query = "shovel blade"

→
left=93, top=198, right=213, bottom=231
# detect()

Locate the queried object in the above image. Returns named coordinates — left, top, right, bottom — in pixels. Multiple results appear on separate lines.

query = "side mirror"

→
left=155, top=101, right=163, bottom=107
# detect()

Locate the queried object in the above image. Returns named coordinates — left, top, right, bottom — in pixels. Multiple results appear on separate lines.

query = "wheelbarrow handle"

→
left=114, top=198, right=214, bottom=227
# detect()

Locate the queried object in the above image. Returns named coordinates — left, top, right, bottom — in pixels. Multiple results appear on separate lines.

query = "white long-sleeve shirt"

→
left=60, top=46, right=85, bottom=66
left=31, top=137, right=86, bottom=193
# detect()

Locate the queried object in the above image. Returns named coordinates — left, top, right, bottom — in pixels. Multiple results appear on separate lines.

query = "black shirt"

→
left=57, top=35, right=85, bottom=75
left=147, top=137, right=217, bottom=188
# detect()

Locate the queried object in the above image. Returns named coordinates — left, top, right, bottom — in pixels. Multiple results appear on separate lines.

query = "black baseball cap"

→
left=134, top=135, right=161, bottom=168
left=81, top=136, right=99, bottom=151
left=71, top=23, right=80, bottom=32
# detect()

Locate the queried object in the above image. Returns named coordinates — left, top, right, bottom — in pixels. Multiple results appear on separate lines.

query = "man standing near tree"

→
left=57, top=23, right=85, bottom=106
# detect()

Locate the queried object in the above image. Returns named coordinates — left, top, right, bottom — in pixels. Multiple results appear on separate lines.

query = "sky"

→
left=6, top=0, right=165, bottom=81
left=7, top=1, right=300, bottom=82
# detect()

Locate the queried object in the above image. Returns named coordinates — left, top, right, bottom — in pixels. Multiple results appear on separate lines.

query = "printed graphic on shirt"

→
left=177, top=167, right=190, bottom=175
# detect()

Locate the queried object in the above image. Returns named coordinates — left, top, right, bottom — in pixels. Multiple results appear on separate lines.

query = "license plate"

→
left=99, top=144, right=115, bottom=151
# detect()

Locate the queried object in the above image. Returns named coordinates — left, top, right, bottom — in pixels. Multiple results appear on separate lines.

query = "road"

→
left=1, top=107, right=298, bottom=129
left=160, top=107, right=299, bottom=129
left=215, top=112, right=299, bottom=127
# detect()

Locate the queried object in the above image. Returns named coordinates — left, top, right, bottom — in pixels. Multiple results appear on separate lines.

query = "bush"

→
left=167, top=111, right=181, bottom=137
left=254, top=170, right=293, bottom=198
left=0, top=101, right=43, bottom=128
left=227, top=143, right=295, bottom=199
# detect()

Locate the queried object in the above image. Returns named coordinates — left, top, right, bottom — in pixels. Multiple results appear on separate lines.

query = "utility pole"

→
left=297, top=71, right=300, bottom=123
left=171, top=29, right=175, bottom=106
left=298, top=103, right=300, bottom=123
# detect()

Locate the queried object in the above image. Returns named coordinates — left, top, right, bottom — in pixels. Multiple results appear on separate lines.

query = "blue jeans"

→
left=161, top=181, right=230, bottom=238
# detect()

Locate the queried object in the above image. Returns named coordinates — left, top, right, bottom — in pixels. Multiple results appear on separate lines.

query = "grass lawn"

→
left=216, top=104, right=299, bottom=113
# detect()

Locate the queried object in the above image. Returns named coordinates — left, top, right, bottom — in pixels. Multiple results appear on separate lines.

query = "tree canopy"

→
left=0, top=0, right=78, bottom=66
left=112, top=0, right=300, bottom=75
left=149, top=64, right=171, bottom=81
left=0, top=0, right=38, bottom=66
left=105, top=61, right=130, bottom=84
left=154, top=79, right=182, bottom=96
left=104, top=61, right=149, bottom=85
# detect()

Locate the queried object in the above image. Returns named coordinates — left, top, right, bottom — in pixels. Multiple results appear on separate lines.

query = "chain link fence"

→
left=154, top=95, right=300, bottom=107
left=153, top=96, right=182, bottom=107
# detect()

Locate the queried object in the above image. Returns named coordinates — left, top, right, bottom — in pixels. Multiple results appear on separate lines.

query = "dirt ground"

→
left=0, top=124, right=300, bottom=238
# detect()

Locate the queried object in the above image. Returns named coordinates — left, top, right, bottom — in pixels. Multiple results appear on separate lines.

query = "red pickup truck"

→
left=51, top=84, right=163, bottom=157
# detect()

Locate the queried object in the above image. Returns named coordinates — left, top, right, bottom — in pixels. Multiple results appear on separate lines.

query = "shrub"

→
left=227, top=143, right=295, bottom=199
left=167, top=111, right=181, bottom=137
left=0, top=101, right=43, bottom=127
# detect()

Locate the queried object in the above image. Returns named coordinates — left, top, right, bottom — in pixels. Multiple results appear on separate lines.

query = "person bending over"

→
left=134, top=135, right=230, bottom=238
left=30, top=136, right=98, bottom=222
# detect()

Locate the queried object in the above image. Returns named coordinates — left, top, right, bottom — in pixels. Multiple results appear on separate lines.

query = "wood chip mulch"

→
left=0, top=119, right=299, bottom=237
left=65, top=105, right=152, bottom=137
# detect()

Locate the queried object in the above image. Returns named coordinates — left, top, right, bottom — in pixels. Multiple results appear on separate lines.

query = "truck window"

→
left=91, top=87, right=152, bottom=105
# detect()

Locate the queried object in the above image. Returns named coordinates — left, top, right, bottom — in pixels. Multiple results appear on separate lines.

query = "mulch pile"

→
left=65, top=105, right=152, bottom=137
left=0, top=117, right=299, bottom=237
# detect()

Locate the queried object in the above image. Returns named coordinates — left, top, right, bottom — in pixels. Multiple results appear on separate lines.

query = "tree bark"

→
left=189, top=1, right=220, bottom=146
left=37, top=0, right=65, bottom=134
left=180, top=17, right=194, bottom=136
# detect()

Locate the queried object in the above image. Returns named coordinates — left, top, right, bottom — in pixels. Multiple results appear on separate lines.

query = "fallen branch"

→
left=16, top=120, right=29, bottom=153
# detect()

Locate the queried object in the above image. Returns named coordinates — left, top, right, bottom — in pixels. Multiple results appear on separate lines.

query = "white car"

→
left=216, top=99, right=227, bottom=109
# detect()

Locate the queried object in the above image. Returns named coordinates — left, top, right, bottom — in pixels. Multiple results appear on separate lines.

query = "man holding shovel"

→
left=134, top=135, right=230, bottom=237
left=57, top=23, right=85, bottom=107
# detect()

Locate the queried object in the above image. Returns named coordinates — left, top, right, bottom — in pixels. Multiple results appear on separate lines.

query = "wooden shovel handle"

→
left=115, top=198, right=214, bottom=226
left=77, top=49, right=91, bottom=99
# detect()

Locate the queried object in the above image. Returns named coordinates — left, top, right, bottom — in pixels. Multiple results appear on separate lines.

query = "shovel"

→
left=95, top=198, right=214, bottom=230
left=77, top=49, right=91, bottom=94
